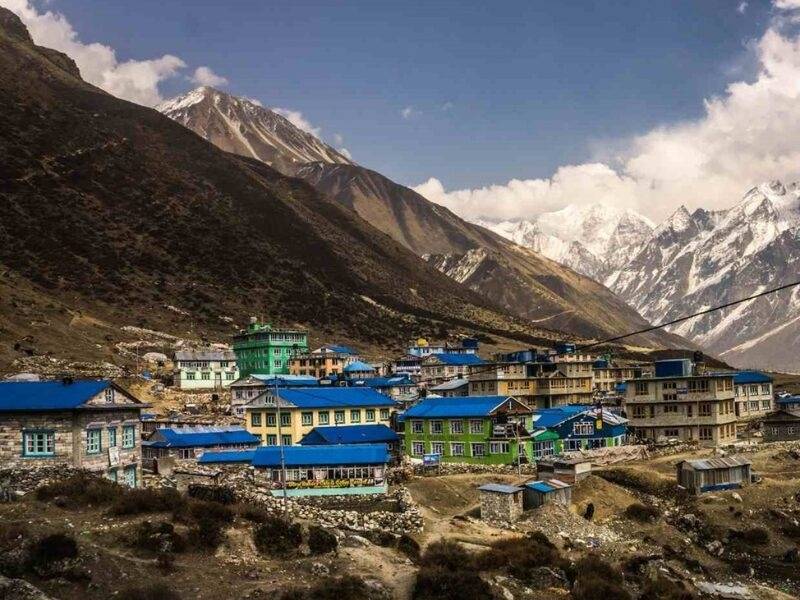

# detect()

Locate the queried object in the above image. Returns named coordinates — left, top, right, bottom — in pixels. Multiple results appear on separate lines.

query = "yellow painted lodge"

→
left=243, top=386, right=396, bottom=446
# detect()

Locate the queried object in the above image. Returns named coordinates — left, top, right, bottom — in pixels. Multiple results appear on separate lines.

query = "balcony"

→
left=490, top=422, right=530, bottom=439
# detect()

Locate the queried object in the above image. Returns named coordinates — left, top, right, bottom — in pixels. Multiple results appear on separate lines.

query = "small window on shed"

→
left=105, top=388, right=114, bottom=403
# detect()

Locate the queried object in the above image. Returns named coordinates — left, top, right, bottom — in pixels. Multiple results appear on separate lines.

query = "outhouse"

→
left=523, top=479, right=572, bottom=509
left=478, top=483, right=524, bottom=524
left=675, top=457, right=752, bottom=494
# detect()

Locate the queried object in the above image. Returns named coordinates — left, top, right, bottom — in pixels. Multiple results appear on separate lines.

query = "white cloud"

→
left=400, top=106, right=419, bottom=120
left=243, top=97, right=263, bottom=107
left=1, top=0, right=185, bottom=106
left=774, top=0, right=800, bottom=9
left=191, top=66, right=228, bottom=87
left=338, top=147, right=352, bottom=160
left=333, top=133, right=344, bottom=145
left=273, top=107, right=321, bottom=137
left=737, top=1, right=748, bottom=14
left=414, top=9, right=800, bottom=224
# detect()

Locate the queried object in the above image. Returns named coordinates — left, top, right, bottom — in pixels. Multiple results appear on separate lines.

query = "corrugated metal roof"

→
left=145, top=426, right=259, bottom=448
left=174, top=349, right=236, bottom=361
left=248, top=387, right=395, bottom=409
left=530, top=405, right=590, bottom=428
left=343, top=361, right=376, bottom=373
left=299, top=424, right=399, bottom=445
left=350, top=376, right=414, bottom=388
left=315, top=344, right=358, bottom=355
left=198, top=450, right=256, bottom=463
left=478, top=483, right=523, bottom=494
left=526, top=478, right=571, bottom=492
left=424, top=353, right=485, bottom=366
left=708, top=370, right=772, bottom=384
left=430, top=378, right=468, bottom=391
left=403, top=396, right=523, bottom=419
left=681, top=456, right=752, bottom=470
left=0, top=380, right=114, bottom=412
left=251, top=443, right=389, bottom=467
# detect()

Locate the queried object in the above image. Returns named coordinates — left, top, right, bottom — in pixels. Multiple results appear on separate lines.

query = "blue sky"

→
left=9, top=0, right=800, bottom=222
left=37, top=0, right=770, bottom=189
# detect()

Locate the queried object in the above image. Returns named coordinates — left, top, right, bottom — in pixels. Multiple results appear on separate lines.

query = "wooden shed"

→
left=676, top=457, right=752, bottom=494
left=536, top=457, right=592, bottom=484
left=523, top=479, right=572, bottom=509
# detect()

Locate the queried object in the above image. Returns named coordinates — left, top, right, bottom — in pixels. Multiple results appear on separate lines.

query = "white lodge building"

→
left=173, top=349, right=239, bottom=390
left=624, top=367, right=737, bottom=447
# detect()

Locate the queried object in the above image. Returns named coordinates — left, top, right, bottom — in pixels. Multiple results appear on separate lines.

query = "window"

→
left=280, top=413, right=291, bottom=427
left=107, top=469, right=117, bottom=482
left=226, top=373, right=235, bottom=380
left=761, top=384, right=771, bottom=394
left=301, top=412, right=313, bottom=426
left=350, top=410, right=361, bottom=423
left=762, top=399, right=771, bottom=410
left=274, top=348, right=281, bottom=355
left=450, top=443, right=465, bottom=457
left=123, top=465, right=137, bottom=488
left=663, top=381, right=677, bottom=390
left=380, top=409, right=390, bottom=420
left=663, top=404, right=678, bottom=413
left=335, top=410, right=345, bottom=424
left=664, top=428, right=679, bottom=437
left=471, top=443, right=486, bottom=457
left=318, top=411, right=330, bottom=425
left=686, top=405, right=693, bottom=417
left=251, top=412, right=262, bottom=427
left=266, top=434, right=277, bottom=445
left=365, top=409, right=375, bottom=422
left=266, top=413, right=277, bottom=427
left=108, top=427, right=117, bottom=447
left=699, top=403, right=712, bottom=417
left=632, top=406, right=647, bottom=419
left=122, top=425, right=135, bottom=449
left=412, top=442, right=424, bottom=456
left=469, top=419, right=483, bottom=434
left=201, top=372, right=211, bottom=381
left=450, top=420, right=463, bottom=434
left=281, top=435, right=292, bottom=446
left=635, top=381, right=649, bottom=395
left=274, top=360, right=282, bottom=368
left=23, top=431, right=54, bottom=457
left=431, top=442, right=444, bottom=455
left=573, top=422, right=594, bottom=436
left=104, top=388, right=114, bottom=403
left=489, top=441, right=509, bottom=454
left=186, top=372, right=196, bottom=380
left=688, top=380, right=709, bottom=393
left=412, top=420, right=423, bottom=434
left=699, top=427, right=713, bottom=441
left=87, top=429, right=101, bottom=454
left=663, top=393, right=677, bottom=402
left=430, top=420, right=443, bottom=434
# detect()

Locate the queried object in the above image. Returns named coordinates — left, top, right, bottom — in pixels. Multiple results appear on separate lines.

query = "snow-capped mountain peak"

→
left=157, top=87, right=353, bottom=176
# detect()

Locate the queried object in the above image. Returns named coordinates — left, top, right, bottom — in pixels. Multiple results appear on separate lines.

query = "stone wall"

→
left=480, top=489, right=523, bottom=526
left=412, top=462, right=537, bottom=476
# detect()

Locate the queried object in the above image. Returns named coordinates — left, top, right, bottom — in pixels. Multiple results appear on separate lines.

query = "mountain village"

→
left=5, top=4, right=800, bottom=599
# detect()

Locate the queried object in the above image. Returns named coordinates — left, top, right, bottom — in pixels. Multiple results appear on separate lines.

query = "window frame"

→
left=86, top=428, right=102, bottom=455
left=122, top=425, right=135, bottom=449
left=108, top=427, right=117, bottom=448
left=22, top=430, right=55, bottom=457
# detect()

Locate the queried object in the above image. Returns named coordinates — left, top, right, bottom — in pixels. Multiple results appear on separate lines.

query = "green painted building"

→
left=402, top=395, right=535, bottom=465
left=232, top=319, right=308, bottom=377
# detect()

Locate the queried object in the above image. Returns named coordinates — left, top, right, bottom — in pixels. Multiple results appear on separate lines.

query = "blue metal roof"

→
left=531, top=405, right=591, bottom=428
left=251, top=443, right=390, bottom=467
left=144, top=426, right=259, bottom=449
left=343, top=360, right=376, bottom=373
left=319, top=344, right=358, bottom=355
left=777, top=396, right=800, bottom=405
left=198, top=450, right=256, bottom=464
left=250, top=374, right=320, bottom=387
left=732, top=371, right=773, bottom=385
left=299, top=424, right=399, bottom=446
left=267, top=387, right=396, bottom=409
left=403, top=396, right=518, bottom=419
left=0, top=380, right=113, bottom=412
left=526, top=481, right=554, bottom=493
left=426, top=353, right=485, bottom=366
left=350, top=376, right=414, bottom=388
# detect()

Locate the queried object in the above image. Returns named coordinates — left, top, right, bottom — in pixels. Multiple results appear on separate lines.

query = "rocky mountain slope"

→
left=0, top=8, right=577, bottom=370
left=158, top=89, right=686, bottom=349
left=606, top=181, right=800, bottom=372
left=157, top=86, right=352, bottom=176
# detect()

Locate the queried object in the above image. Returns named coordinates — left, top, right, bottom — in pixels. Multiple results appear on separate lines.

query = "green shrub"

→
left=119, top=583, right=182, bottom=600
left=421, top=540, right=473, bottom=571
left=624, top=502, right=660, bottom=523
left=109, top=487, right=185, bottom=516
left=278, top=576, right=375, bottom=600
left=35, top=474, right=121, bottom=508
left=397, top=534, right=421, bottom=561
left=741, top=527, right=769, bottom=545
left=27, top=533, right=78, bottom=568
left=187, top=484, right=236, bottom=505
left=253, top=518, right=302, bottom=557
left=412, top=567, right=493, bottom=600
left=308, top=526, right=338, bottom=555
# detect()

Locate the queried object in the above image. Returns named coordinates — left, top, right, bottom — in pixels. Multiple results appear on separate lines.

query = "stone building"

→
left=762, top=409, right=800, bottom=442
left=478, top=483, right=524, bottom=524
left=730, top=371, right=773, bottom=427
left=172, top=349, right=239, bottom=390
left=0, top=379, right=146, bottom=486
